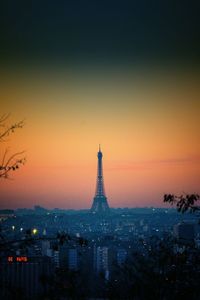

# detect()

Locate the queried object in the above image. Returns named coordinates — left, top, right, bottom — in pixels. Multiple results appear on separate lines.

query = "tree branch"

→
left=0, top=119, right=25, bottom=142
left=0, top=113, right=10, bottom=125
left=0, top=115, right=26, bottom=179
left=0, top=151, right=26, bottom=178
left=163, top=193, right=200, bottom=213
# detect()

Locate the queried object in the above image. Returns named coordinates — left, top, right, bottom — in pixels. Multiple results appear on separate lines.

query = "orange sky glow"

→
left=0, top=66, right=200, bottom=209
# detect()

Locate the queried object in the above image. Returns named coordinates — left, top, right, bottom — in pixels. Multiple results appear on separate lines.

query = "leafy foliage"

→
left=164, top=194, right=200, bottom=213
left=0, top=114, right=26, bottom=179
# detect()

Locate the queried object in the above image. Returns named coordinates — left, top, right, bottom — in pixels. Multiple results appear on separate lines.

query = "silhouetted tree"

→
left=0, top=114, right=26, bottom=178
left=164, top=194, right=200, bottom=213
left=107, top=235, right=200, bottom=300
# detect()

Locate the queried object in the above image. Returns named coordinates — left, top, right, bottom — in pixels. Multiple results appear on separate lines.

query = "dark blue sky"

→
left=0, top=0, right=200, bottom=64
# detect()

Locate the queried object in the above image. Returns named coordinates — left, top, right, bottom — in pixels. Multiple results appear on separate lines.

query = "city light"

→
left=32, top=228, right=38, bottom=235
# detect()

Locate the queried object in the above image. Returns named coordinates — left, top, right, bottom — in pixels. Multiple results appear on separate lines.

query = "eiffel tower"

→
left=90, top=145, right=110, bottom=214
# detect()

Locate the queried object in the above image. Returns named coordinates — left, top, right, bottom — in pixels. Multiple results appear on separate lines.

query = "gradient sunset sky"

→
left=0, top=1, right=200, bottom=209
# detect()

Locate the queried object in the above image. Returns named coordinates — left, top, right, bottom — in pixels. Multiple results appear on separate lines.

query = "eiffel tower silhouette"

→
left=91, top=145, right=110, bottom=214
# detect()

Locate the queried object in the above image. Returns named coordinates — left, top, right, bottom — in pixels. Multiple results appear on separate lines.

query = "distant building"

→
left=94, top=246, right=109, bottom=279
left=59, top=244, right=68, bottom=268
left=53, top=250, right=60, bottom=268
left=0, top=256, right=52, bottom=299
left=173, top=222, right=195, bottom=244
left=41, top=240, right=51, bottom=256
left=34, top=205, right=47, bottom=215
left=68, top=248, right=78, bottom=270
left=117, top=248, right=127, bottom=265
left=0, top=209, right=14, bottom=221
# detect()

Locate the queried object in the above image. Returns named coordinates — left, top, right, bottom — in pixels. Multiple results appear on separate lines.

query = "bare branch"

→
left=163, top=193, right=200, bottom=213
left=1, top=148, right=9, bottom=166
left=0, top=119, right=25, bottom=141
left=0, top=151, right=26, bottom=178
left=0, top=115, right=26, bottom=179
left=0, top=113, right=10, bottom=125
left=4, top=150, right=26, bottom=169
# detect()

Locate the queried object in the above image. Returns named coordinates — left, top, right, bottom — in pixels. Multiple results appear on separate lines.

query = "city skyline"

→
left=1, top=2, right=200, bottom=299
